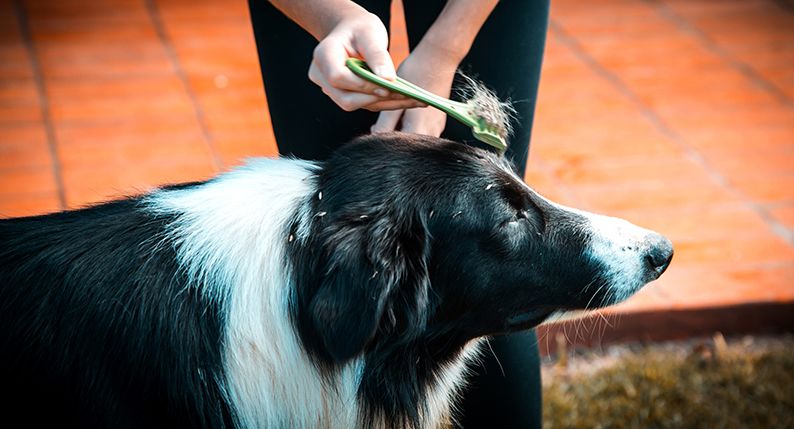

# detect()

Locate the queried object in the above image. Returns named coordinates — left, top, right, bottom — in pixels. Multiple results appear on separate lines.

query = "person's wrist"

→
left=311, top=1, right=371, bottom=40
left=407, top=41, right=462, bottom=79
left=414, top=32, right=468, bottom=67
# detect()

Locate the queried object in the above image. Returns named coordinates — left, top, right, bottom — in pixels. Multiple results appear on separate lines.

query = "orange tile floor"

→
left=1, top=0, right=792, bottom=342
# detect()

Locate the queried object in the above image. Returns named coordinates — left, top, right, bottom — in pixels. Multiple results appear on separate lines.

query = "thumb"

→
left=355, top=31, right=396, bottom=80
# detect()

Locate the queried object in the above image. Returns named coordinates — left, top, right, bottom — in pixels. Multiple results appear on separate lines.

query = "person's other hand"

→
left=309, top=11, right=425, bottom=112
left=370, top=46, right=456, bottom=137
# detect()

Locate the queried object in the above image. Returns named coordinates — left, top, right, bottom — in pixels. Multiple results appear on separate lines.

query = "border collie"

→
left=0, top=133, right=672, bottom=428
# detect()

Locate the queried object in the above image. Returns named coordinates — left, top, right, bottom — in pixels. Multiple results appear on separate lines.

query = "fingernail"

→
left=374, top=88, right=388, bottom=97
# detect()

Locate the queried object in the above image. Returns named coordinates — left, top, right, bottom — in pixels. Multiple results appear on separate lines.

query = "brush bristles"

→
left=457, top=74, right=516, bottom=141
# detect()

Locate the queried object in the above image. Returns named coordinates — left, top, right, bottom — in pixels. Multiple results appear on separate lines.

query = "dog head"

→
left=290, top=133, right=672, bottom=363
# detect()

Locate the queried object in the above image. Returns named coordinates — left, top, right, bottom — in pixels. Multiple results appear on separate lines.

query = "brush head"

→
left=458, top=74, right=516, bottom=153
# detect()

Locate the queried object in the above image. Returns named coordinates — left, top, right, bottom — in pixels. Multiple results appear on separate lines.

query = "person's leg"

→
left=250, top=1, right=549, bottom=427
left=248, top=0, right=391, bottom=159
left=402, top=1, right=550, bottom=427
left=402, top=0, right=549, bottom=174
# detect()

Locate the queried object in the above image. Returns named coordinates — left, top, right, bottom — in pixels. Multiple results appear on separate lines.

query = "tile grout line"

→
left=12, top=0, right=67, bottom=210
left=548, top=18, right=794, bottom=248
left=647, top=0, right=794, bottom=110
left=144, top=0, right=225, bottom=171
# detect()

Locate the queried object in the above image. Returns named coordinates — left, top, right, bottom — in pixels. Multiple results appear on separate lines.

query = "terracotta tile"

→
left=545, top=154, right=706, bottom=188
left=55, top=114, right=204, bottom=142
left=770, top=205, right=794, bottom=231
left=524, top=165, right=581, bottom=208
left=0, top=45, right=35, bottom=81
left=0, top=124, right=51, bottom=170
left=581, top=34, right=721, bottom=75
left=659, top=105, right=794, bottom=133
left=186, top=73, right=264, bottom=96
left=611, top=203, right=774, bottom=243
left=57, top=133, right=214, bottom=169
left=660, top=0, right=775, bottom=18
left=154, top=0, right=250, bottom=22
left=0, top=192, right=61, bottom=218
left=63, top=161, right=216, bottom=208
left=203, top=107, right=272, bottom=135
left=657, top=263, right=794, bottom=308
left=29, top=18, right=159, bottom=46
left=46, top=75, right=195, bottom=124
left=685, top=128, right=794, bottom=153
left=0, top=77, right=42, bottom=124
left=25, top=5, right=171, bottom=80
left=390, top=0, right=409, bottom=65
left=672, top=234, right=794, bottom=267
left=569, top=174, right=739, bottom=213
left=687, top=14, right=794, bottom=51
left=0, top=0, right=18, bottom=39
left=22, top=0, right=148, bottom=21
left=703, top=150, right=794, bottom=180
left=212, top=130, right=278, bottom=167
left=37, top=43, right=173, bottom=80
left=0, top=166, right=57, bottom=197
left=192, top=86, right=270, bottom=117
left=553, top=0, right=660, bottom=25
left=532, top=127, right=674, bottom=163
left=729, top=175, right=794, bottom=204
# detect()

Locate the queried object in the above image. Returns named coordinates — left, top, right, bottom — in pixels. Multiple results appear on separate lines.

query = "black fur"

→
left=0, top=133, right=665, bottom=429
left=288, top=134, right=611, bottom=428
left=0, top=195, right=235, bottom=428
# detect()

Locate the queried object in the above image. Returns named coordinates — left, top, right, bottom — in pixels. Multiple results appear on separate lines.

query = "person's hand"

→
left=370, top=45, right=457, bottom=137
left=309, top=11, right=425, bottom=112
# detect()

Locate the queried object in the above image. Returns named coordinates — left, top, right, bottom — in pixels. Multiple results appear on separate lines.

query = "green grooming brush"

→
left=346, top=58, right=509, bottom=154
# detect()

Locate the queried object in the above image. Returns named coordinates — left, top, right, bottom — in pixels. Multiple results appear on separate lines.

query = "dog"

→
left=0, top=133, right=672, bottom=428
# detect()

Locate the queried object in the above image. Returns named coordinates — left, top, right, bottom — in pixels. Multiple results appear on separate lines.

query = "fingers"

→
left=371, top=107, right=446, bottom=137
left=353, top=29, right=397, bottom=81
left=310, top=36, right=421, bottom=111
left=398, top=109, right=447, bottom=137
left=310, top=56, right=424, bottom=112
left=310, top=38, right=387, bottom=96
left=371, top=110, right=404, bottom=133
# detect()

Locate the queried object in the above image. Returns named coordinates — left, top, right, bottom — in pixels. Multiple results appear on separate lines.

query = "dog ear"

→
left=309, top=212, right=430, bottom=363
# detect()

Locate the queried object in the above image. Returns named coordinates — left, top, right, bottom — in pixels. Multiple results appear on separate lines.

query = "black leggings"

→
left=249, top=1, right=549, bottom=427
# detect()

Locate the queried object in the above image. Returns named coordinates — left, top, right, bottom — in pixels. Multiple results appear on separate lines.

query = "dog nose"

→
left=644, top=233, right=673, bottom=278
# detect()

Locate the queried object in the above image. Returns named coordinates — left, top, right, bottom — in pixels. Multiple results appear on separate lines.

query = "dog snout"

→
left=642, top=233, right=673, bottom=279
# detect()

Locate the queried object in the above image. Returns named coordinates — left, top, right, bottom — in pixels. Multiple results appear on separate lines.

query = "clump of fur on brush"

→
left=456, top=73, right=517, bottom=142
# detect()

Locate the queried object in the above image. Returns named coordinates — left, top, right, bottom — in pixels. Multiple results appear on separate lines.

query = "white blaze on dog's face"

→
left=569, top=206, right=673, bottom=302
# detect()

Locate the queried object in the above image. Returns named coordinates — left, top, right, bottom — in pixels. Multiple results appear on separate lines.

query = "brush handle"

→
left=345, top=58, right=476, bottom=128
left=346, top=58, right=507, bottom=154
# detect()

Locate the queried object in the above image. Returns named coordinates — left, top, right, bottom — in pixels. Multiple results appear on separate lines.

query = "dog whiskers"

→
left=484, top=338, right=505, bottom=377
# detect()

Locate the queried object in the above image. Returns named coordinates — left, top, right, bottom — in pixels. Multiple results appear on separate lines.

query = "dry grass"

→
left=542, top=335, right=794, bottom=429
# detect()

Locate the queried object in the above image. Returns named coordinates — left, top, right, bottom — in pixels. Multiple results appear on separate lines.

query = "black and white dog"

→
left=0, top=133, right=672, bottom=428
